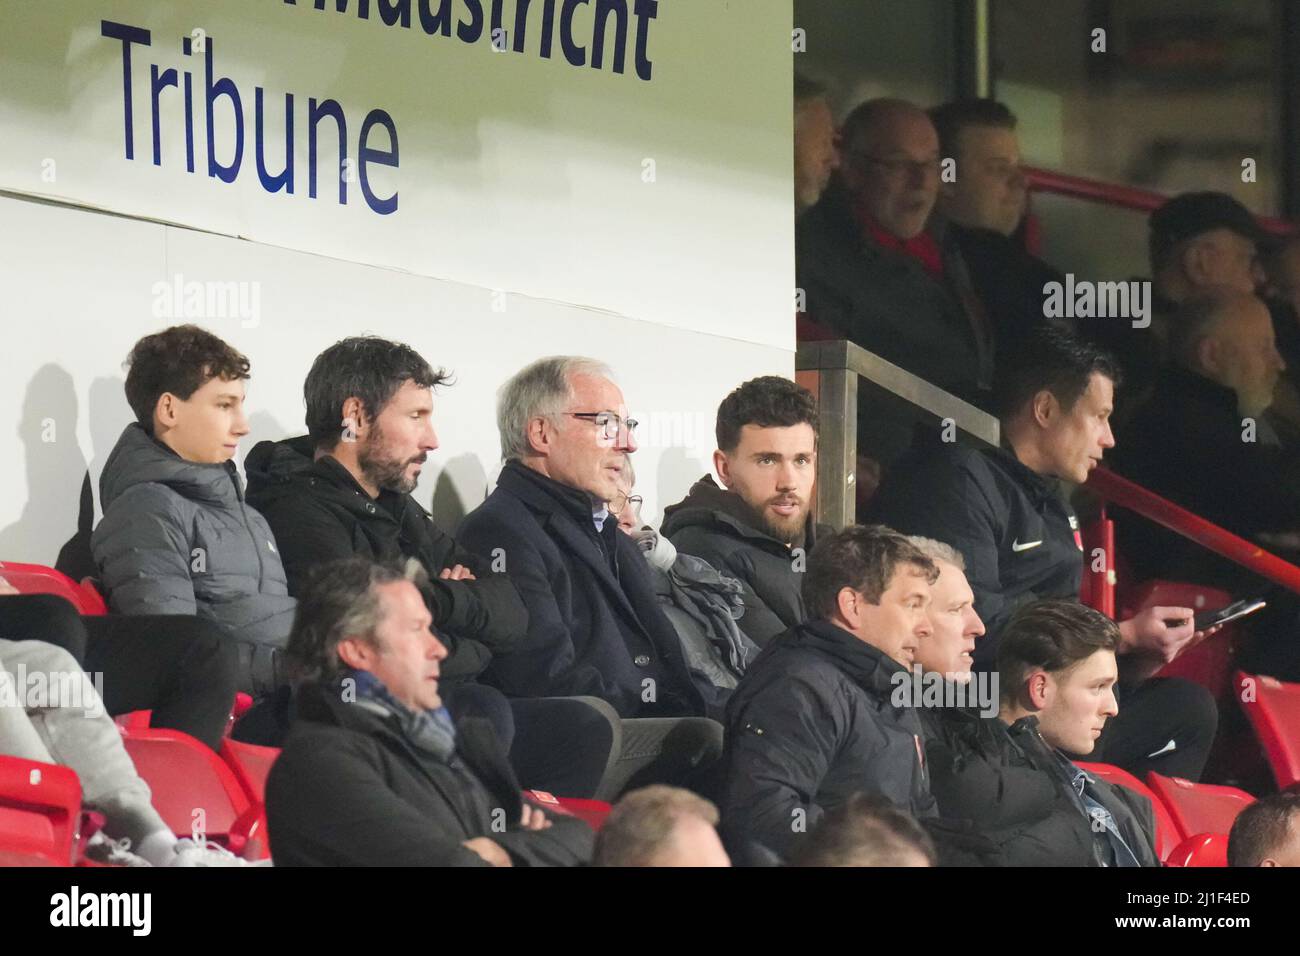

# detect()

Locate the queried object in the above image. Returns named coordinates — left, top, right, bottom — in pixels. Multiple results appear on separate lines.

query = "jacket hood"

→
left=99, top=422, right=241, bottom=509
left=244, top=434, right=317, bottom=497
left=661, top=474, right=818, bottom=549
left=781, top=617, right=908, bottom=699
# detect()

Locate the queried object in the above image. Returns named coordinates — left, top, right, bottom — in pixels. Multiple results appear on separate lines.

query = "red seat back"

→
left=0, top=755, right=81, bottom=866
left=0, top=561, right=106, bottom=616
left=1145, top=772, right=1254, bottom=841
left=119, top=727, right=251, bottom=844
left=1074, top=761, right=1179, bottom=861
left=1165, top=832, right=1229, bottom=867
left=1121, top=580, right=1238, bottom=700
left=1078, top=514, right=1115, bottom=617
left=1236, top=671, right=1300, bottom=788
left=220, top=738, right=280, bottom=804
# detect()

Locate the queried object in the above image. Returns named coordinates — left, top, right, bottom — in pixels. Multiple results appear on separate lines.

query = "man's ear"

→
left=1183, top=241, right=1212, bottom=285
left=526, top=415, right=552, bottom=457
left=336, top=637, right=375, bottom=671
left=713, top=449, right=732, bottom=488
left=1197, top=336, right=1222, bottom=377
left=154, top=392, right=179, bottom=431
left=1026, top=670, right=1052, bottom=711
left=341, top=396, right=368, bottom=439
left=1030, top=389, right=1057, bottom=429
left=834, top=586, right=859, bottom=628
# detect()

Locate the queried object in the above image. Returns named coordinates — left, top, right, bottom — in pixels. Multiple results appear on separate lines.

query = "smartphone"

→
left=1191, top=597, right=1267, bottom=632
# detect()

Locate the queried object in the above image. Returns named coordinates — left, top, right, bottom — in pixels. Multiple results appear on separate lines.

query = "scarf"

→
left=346, top=669, right=458, bottom=763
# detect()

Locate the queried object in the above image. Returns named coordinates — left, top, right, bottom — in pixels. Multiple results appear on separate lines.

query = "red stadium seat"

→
left=1145, top=772, right=1254, bottom=841
left=1236, top=671, right=1300, bottom=789
left=119, top=726, right=269, bottom=859
left=1121, top=580, right=1238, bottom=700
left=523, top=789, right=612, bottom=831
left=1074, top=761, right=1180, bottom=861
left=220, top=738, right=280, bottom=804
left=1165, top=832, right=1229, bottom=868
left=0, top=755, right=81, bottom=866
left=0, top=561, right=106, bottom=616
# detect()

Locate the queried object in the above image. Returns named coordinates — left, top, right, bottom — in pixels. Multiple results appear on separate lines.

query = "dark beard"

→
left=741, top=494, right=807, bottom=547
left=359, top=437, right=420, bottom=494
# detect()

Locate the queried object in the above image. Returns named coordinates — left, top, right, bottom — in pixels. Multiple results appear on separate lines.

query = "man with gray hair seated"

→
left=592, top=785, right=731, bottom=867
left=458, top=356, right=723, bottom=800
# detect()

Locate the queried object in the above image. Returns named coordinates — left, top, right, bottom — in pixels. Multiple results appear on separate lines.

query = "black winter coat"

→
left=719, top=618, right=936, bottom=859
left=871, top=437, right=1083, bottom=668
left=920, top=705, right=1100, bottom=866
left=456, top=461, right=704, bottom=718
left=265, top=682, right=593, bottom=867
left=244, top=437, right=528, bottom=682
left=661, top=475, right=827, bottom=648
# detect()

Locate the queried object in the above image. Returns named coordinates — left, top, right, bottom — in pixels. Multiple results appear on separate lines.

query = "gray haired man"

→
left=458, top=356, right=723, bottom=800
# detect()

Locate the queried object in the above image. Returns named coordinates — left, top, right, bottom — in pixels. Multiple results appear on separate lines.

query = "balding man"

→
left=1115, top=289, right=1300, bottom=587
left=796, top=97, right=993, bottom=408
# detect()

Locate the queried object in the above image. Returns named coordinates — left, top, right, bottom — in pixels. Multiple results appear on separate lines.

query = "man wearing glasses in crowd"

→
left=458, top=356, right=724, bottom=799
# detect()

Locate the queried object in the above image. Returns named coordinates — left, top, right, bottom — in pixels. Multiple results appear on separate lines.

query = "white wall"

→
left=0, top=0, right=795, bottom=567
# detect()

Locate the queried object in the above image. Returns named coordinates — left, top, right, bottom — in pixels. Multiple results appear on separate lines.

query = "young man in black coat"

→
left=457, top=356, right=723, bottom=800
left=718, top=525, right=939, bottom=861
left=266, top=557, right=593, bottom=867
left=244, top=337, right=618, bottom=799
left=661, top=376, right=827, bottom=649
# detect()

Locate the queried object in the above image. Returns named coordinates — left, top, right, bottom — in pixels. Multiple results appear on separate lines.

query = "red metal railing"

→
left=1086, top=467, right=1300, bottom=596
left=1023, top=165, right=1293, bottom=235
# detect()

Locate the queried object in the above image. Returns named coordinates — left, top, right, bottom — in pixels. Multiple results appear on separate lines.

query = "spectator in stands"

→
left=265, top=557, right=593, bottom=867
left=662, top=376, right=823, bottom=648
left=592, top=785, right=731, bottom=866
left=794, top=73, right=839, bottom=219
left=872, top=324, right=1218, bottom=780
left=0, top=637, right=256, bottom=866
left=929, top=98, right=1069, bottom=354
left=718, top=525, right=938, bottom=860
left=797, top=97, right=993, bottom=408
left=93, top=326, right=297, bottom=698
left=457, top=356, right=723, bottom=798
left=1228, top=790, right=1300, bottom=867
left=615, top=456, right=756, bottom=715
left=244, top=336, right=622, bottom=798
left=997, top=600, right=1160, bottom=866
left=0, top=581, right=235, bottom=751
left=1262, top=234, right=1300, bottom=445
left=787, top=792, right=935, bottom=867
left=907, top=538, right=1103, bottom=866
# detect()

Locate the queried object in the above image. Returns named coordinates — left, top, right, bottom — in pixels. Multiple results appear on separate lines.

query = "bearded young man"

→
left=662, top=376, right=827, bottom=647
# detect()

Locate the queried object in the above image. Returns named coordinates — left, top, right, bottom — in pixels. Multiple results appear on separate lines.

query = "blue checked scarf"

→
left=345, top=669, right=458, bottom=763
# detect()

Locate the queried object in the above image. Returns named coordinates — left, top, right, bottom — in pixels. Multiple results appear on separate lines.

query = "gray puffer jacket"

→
left=92, top=424, right=296, bottom=696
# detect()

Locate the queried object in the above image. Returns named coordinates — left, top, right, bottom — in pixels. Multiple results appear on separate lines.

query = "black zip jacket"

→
left=661, top=474, right=828, bottom=648
left=870, top=437, right=1083, bottom=668
left=719, top=618, right=936, bottom=860
left=245, top=436, right=528, bottom=682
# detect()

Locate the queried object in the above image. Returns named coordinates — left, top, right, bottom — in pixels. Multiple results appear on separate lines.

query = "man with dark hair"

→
left=872, top=324, right=1218, bottom=780
left=796, top=97, right=992, bottom=407
left=92, top=324, right=295, bottom=700
left=718, top=525, right=939, bottom=860
left=794, top=74, right=839, bottom=218
left=265, top=557, right=592, bottom=867
left=458, top=356, right=723, bottom=799
left=662, top=376, right=825, bottom=647
left=788, top=792, right=935, bottom=867
left=592, top=785, right=731, bottom=867
left=997, top=600, right=1160, bottom=867
left=929, top=98, right=1026, bottom=239
left=1228, top=790, right=1300, bottom=867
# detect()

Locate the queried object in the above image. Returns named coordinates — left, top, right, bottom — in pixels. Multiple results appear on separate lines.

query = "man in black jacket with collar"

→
left=719, top=525, right=939, bottom=861
left=872, top=325, right=1217, bottom=780
left=662, top=376, right=827, bottom=648
left=266, top=557, right=592, bottom=867
left=457, top=356, right=722, bottom=799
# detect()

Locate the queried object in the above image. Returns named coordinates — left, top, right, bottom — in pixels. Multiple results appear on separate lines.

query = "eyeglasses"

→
left=609, top=493, right=643, bottom=517
left=566, top=411, right=639, bottom=441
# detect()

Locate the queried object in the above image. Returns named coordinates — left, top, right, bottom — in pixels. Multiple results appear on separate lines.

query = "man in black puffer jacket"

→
left=662, top=376, right=829, bottom=649
left=719, top=526, right=939, bottom=861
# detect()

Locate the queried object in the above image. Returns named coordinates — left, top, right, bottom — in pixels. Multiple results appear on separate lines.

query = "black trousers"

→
left=0, top=593, right=238, bottom=751
left=1076, top=674, right=1219, bottom=782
